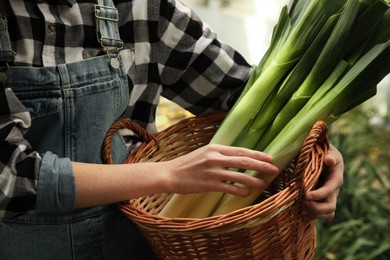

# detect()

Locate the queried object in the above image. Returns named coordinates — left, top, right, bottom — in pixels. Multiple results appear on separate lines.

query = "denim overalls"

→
left=0, top=1, right=157, bottom=259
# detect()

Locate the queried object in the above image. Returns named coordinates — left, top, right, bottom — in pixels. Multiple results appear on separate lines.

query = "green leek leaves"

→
left=159, top=0, right=390, bottom=218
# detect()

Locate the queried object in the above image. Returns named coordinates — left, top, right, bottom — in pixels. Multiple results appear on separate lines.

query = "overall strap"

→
left=0, top=16, right=15, bottom=85
left=94, top=0, right=123, bottom=56
left=0, top=17, right=15, bottom=63
left=0, top=12, right=30, bottom=137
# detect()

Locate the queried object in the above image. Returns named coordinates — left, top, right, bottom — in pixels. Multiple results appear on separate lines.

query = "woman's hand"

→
left=303, top=144, right=344, bottom=219
left=162, top=144, right=280, bottom=197
left=74, top=144, right=279, bottom=208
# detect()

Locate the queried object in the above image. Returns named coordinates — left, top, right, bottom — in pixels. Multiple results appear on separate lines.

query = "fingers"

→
left=303, top=210, right=335, bottom=220
left=202, top=144, right=279, bottom=175
left=303, top=178, right=339, bottom=220
left=197, top=144, right=279, bottom=193
left=218, top=181, right=252, bottom=197
left=304, top=188, right=339, bottom=220
left=214, top=143, right=274, bottom=162
left=305, top=170, right=342, bottom=201
left=304, top=144, right=344, bottom=220
left=166, top=144, right=280, bottom=195
left=215, top=169, right=270, bottom=194
left=324, top=144, right=344, bottom=171
left=303, top=193, right=338, bottom=220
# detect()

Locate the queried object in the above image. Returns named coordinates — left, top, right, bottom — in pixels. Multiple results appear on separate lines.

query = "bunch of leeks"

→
left=159, top=0, right=390, bottom=218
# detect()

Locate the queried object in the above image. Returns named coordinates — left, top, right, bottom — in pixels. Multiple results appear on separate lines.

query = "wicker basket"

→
left=103, top=112, right=329, bottom=260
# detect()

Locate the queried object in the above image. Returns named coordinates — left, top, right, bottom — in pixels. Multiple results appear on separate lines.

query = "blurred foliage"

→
left=314, top=107, right=390, bottom=260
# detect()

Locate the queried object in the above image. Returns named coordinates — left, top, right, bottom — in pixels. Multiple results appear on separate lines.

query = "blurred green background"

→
left=314, top=107, right=390, bottom=260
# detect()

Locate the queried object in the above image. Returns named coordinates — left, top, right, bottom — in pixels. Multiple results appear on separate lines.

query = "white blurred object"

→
left=180, top=0, right=289, bottom=64
left=366, top=75, right=390, bottom=128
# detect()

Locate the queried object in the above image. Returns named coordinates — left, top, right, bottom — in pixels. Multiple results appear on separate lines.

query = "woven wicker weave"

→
left=103, top=112, right=329, bottom=260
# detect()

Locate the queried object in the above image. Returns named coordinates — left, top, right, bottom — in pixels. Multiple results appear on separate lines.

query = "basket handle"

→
left=102, top=119, right=157, bottom=164
left=294, top=121, right=330, bottom=198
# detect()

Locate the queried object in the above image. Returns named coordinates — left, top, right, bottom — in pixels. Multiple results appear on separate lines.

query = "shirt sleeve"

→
left=156, top=0, right=252, bottom=115
left=0, top=87, right=76, bottom=219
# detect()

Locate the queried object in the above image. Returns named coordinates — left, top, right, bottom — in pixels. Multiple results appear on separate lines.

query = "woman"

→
left=0, top=0, right=343, bottom=259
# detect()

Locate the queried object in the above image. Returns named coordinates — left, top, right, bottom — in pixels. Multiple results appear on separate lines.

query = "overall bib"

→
left=0, top=1, right=157, bottom=259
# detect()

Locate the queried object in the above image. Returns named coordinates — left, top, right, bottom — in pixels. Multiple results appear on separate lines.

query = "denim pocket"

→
left=12, top=88, right=63, bottom=120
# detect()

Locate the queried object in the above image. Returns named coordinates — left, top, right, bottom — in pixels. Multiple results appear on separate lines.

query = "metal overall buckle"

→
left=94, top=4, right=124, bottom=70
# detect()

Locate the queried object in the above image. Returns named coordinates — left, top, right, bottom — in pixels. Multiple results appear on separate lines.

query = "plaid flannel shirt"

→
left=0, top=87, right=41, bottom=218
left=0, top=0, right=251, bottom=218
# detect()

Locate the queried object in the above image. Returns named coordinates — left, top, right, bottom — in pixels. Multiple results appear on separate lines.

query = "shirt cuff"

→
left=36, top=152, right=76, bottom=214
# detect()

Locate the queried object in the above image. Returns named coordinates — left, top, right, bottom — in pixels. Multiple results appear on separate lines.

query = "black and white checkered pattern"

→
left=0, top=87, right=41, bottom=218
left=0, top=0, right=251, bottom=217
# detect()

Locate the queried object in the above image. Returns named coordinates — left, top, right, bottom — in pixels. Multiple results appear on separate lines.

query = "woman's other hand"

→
left=303, top=144, right=344, bottom=219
